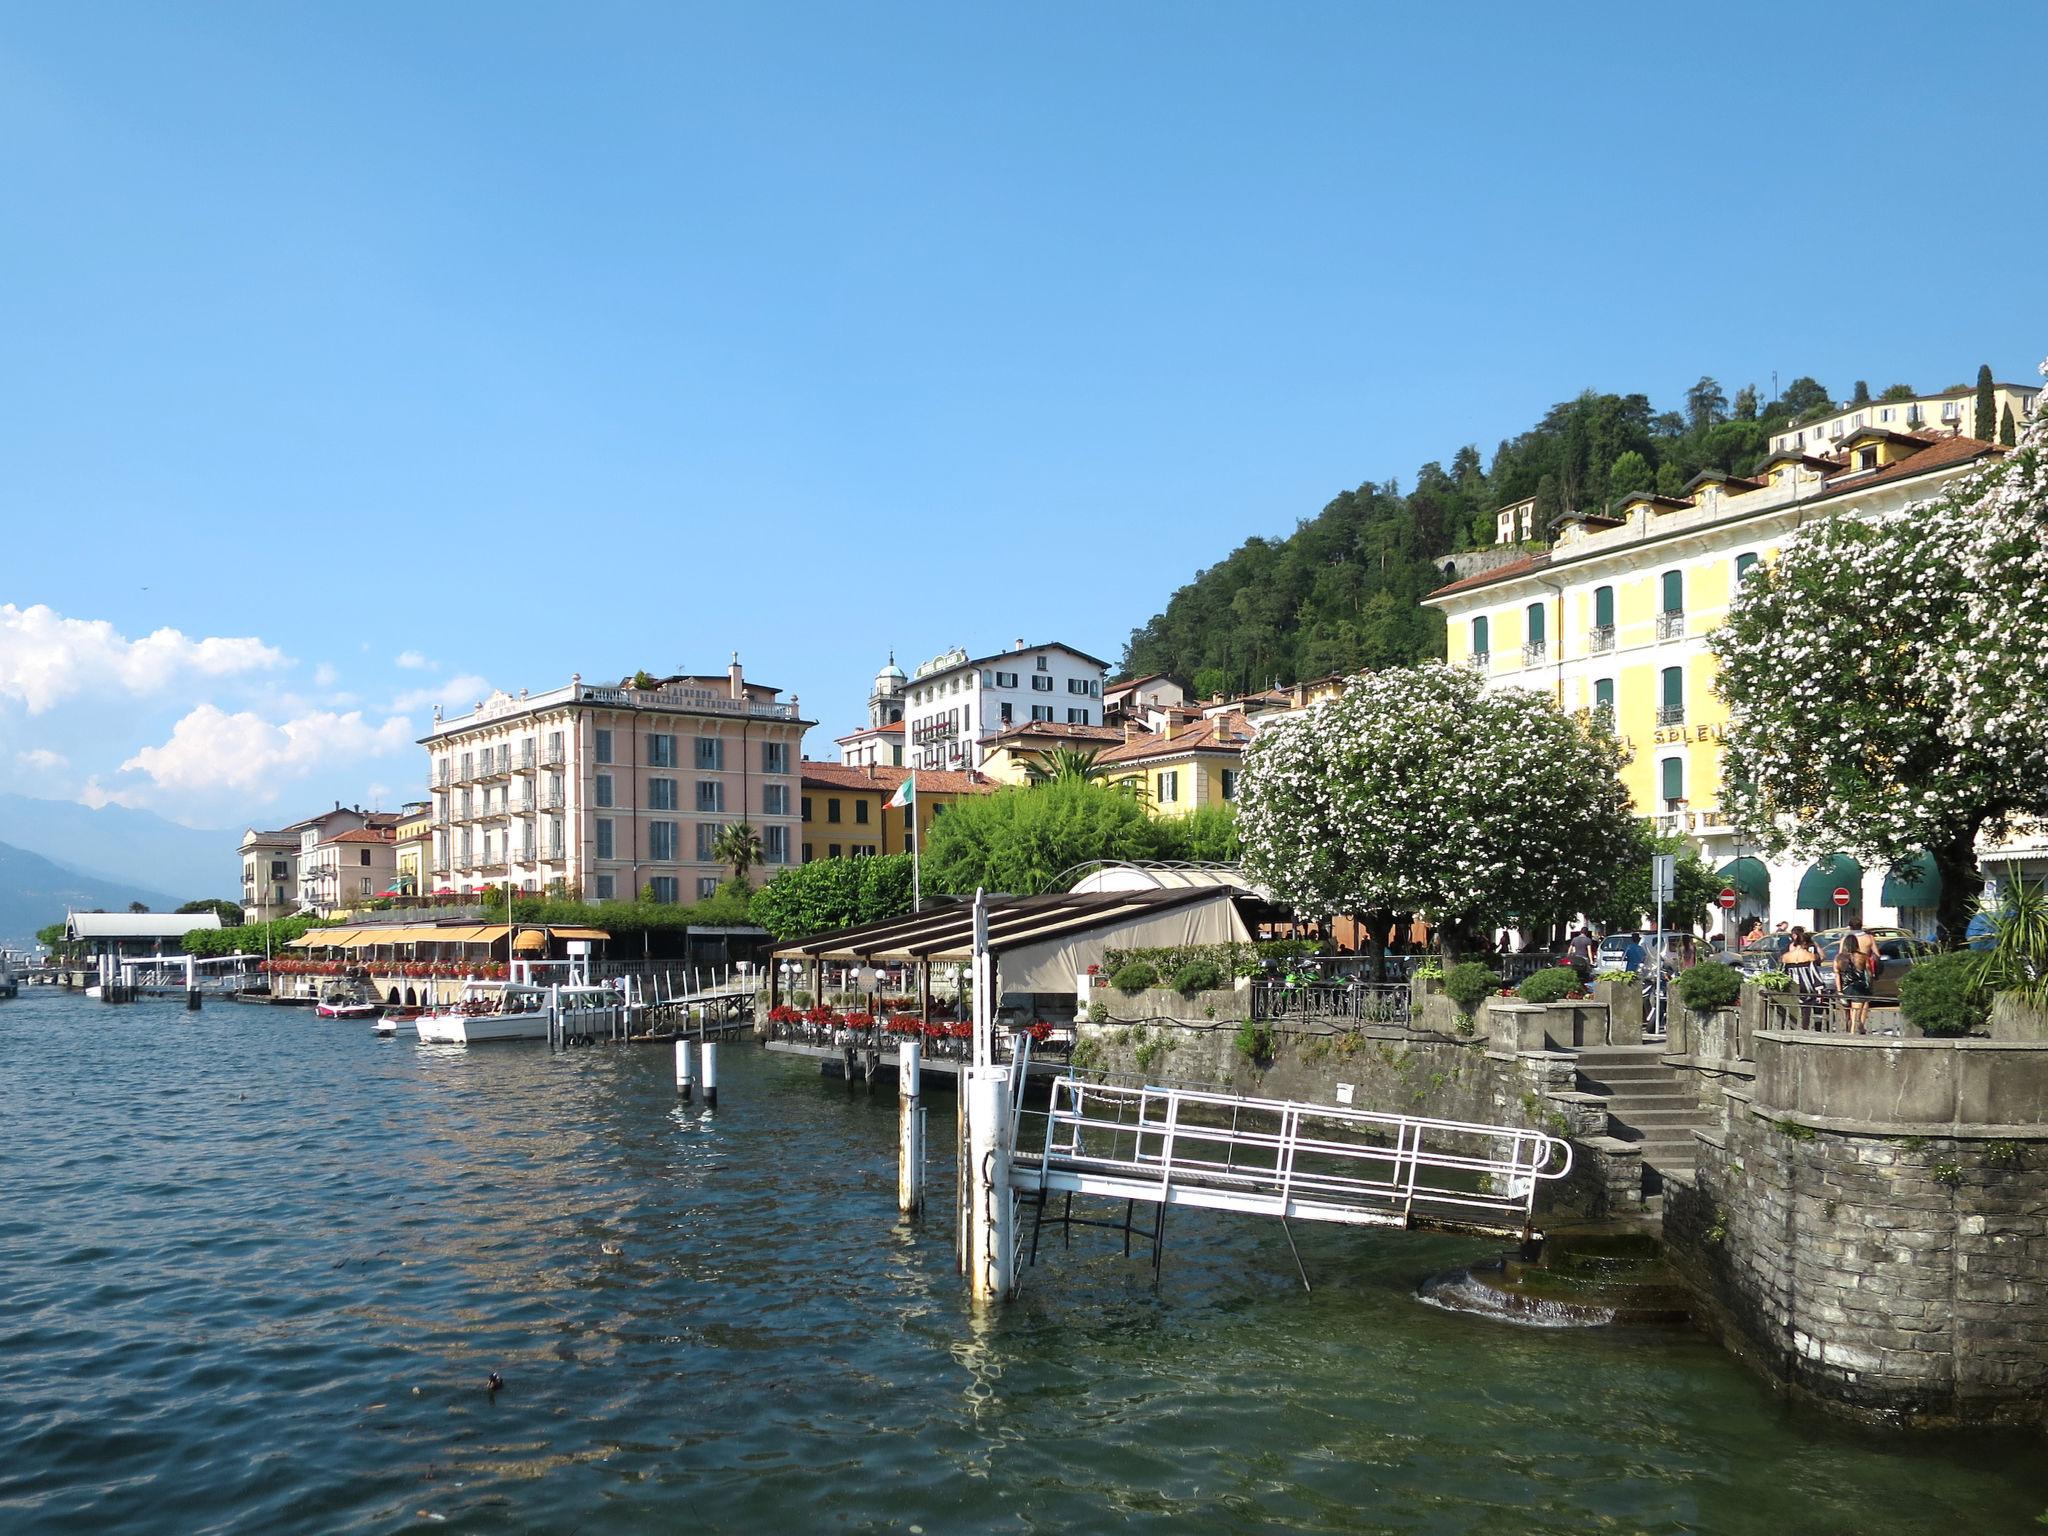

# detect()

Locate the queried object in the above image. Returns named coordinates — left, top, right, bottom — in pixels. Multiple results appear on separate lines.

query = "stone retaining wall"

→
left=1666, top=1031, right=2048, bottom=1427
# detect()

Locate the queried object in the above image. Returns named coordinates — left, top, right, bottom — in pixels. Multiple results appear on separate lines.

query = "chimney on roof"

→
left=1014, top=637, right=1026, bottom=651
left=729, top=652, right=744, bottom=700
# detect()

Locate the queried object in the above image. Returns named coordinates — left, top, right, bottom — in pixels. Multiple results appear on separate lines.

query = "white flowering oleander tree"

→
left=1715, top=360, right=2047, bottom=945
left=1237, top=663, right=1639, bottom=959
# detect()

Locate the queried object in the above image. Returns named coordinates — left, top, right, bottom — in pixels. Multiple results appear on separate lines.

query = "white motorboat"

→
left=315, top=984, right=379, bottom=1021
left=373, top=1008, right=422, bottom=1038
left=414, top=980, right=625, bottom=1045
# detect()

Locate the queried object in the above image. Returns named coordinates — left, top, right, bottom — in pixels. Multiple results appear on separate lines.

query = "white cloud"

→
left=313, top=662, right=340, bottom=687
left=15, top=747, right=68, bottom=771
left=0, top=603, right=287, bottom=714
left=119, top=704, right=415, bottom=801
left=391, top=673, right=491, bottom=714
left=394, top=650, right=434, bottom=670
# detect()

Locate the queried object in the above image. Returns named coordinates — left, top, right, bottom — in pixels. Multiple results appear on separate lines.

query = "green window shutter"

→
left=1661, top=666, right=1683, bottom=709
left=1661, top=570, right=1684, bottom=613
left=1473, top=616, right=1489, bottom=653
left=1660, top=757, right=1684, bottom=802
left=1594, top=586, right=1614, bottom=628
left=1735, top=552, right=1759, bottom=582
left=1526, top=603, right=1545, bottom=644
left=1594, top=678, right=1614, bottom=712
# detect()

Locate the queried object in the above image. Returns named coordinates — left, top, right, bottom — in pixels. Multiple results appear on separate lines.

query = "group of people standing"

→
left=1744, top=918, right=1883, bottom=1034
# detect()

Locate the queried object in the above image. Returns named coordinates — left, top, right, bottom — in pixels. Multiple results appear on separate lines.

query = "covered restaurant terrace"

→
left=268, top=923, right=610, bottom=998
left=769, top=885, right=1280, bottom=1020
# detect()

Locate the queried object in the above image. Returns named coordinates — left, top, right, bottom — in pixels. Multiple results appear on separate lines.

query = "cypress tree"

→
left=1852, top=380, right=1871, bottom=404
left=2000, top=404, right=2018, bottom=446
left=1975, top=364, right=1995, bottom=440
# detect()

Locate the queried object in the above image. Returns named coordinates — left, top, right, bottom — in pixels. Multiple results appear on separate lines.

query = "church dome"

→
left=874, top=651, right=906, bottom=692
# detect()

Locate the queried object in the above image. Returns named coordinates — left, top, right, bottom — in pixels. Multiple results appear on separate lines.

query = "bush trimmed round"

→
left=1898, top=950, right=1989, bottom=1038
left=1676, top=962, right=1742, bottom=1012
left=1171, top=958, right=1226, bottom=994
left=1442, top=961, right=1499, bottom=1008
left=1111, top=960, right=1159, bottom=994
left=1517, top=966, right=1581, bottom=1004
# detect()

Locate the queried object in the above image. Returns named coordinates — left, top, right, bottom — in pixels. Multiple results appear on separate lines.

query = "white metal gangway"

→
left=1012, top=1077, right=1573, bottom=1243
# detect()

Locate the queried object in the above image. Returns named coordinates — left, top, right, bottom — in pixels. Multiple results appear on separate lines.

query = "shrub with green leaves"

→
left=1235, top=1020, right=1276, bottom=1064
left=1111, top=960, right=1159, bottom=994
left=1517, top=966, right=1581, bottom=1004
left=1442, top=962, right=1499, bottom=1008
left=1899, top=950, right=1989, bottom=1038
left=1751, top=969, right=1794, bottom=993
left=1171, top=958, right=1226, bottom=994
left=1676, top=962, right=1742, bottom=1012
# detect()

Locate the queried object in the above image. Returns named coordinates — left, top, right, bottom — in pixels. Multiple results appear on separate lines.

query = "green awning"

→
left=1795, top=854, right=1864, bottom=908
left=1717, top=856, right=1770, bottom=901
left=1882, top=855, right=1941, bottom=908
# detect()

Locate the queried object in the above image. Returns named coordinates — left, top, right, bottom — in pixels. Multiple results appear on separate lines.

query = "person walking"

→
left=1566, top=925, right=1596, bottom=982
left=1784, top=929, right=1822, bottom=997
left=1833, top=932, right=1873, bottom=1034
left=1622, top=931, right=1646, bottom=975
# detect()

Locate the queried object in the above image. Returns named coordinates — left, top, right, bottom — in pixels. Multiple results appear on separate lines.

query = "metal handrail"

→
left=1029, top=1078, right=1571, bottom=1229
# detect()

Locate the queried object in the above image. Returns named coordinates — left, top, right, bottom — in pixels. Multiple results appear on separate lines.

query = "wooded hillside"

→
left=1120, top=371, right=1959, bottom=696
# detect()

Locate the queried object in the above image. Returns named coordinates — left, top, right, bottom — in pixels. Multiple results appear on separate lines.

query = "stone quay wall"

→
left=1667, top=1032, right=2048, bottom=1428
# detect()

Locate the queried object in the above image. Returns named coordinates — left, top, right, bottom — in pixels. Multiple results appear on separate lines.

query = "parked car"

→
left=1595, top=932, right=1711, bottom=973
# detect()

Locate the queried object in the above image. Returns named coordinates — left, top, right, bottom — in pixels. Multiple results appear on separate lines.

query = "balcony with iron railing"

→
left=511, top=751, right=537, bottom=774
left=1588, top=625, right=1615, bottom=655
left=1466, top=651, right=1490, bottom=671
left=541, top=749, right=566, bottom=769
left=1655, top=704, right=1685, bottom=727
left=542, top=788, right=565, bottom=810
left=1522, top=641, right=1548, bottom=666
left=1656, top=612, right=1686, bottom=640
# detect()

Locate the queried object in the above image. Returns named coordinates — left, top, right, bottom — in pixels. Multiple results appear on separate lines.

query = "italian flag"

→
left=887, top=773, right=915, bottom=811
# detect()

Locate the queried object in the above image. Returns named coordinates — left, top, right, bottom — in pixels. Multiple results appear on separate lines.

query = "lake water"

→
left=1, top=990, right=2040, bottom=1533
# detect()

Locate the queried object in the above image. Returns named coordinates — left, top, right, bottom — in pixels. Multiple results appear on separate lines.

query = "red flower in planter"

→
left=1025, top=1020, right=1052, bottom=1042
left=843, top=1011, right=875, bottom=1030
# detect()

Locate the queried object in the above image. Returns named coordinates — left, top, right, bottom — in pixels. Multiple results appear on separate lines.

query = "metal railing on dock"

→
left=1016, top=1077, right=1570, bottom=1237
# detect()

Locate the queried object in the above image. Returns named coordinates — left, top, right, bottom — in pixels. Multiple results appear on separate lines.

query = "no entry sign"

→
left=1717, top=888, right=1737, bottom=910
left=1833, top=887, right=1852, bottom=907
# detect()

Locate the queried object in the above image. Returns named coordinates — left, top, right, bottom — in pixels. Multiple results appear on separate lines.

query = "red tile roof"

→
left=330, top=827, right=397, bottom=845
left=1096, top=712, right=1254, bottom=766
left=1428, top=552, right=1550, bottom=597
left=800, top=762, right=997, bottom=796
left=1815, top=433, right=2001, bottom=499
left=984, top=721, right=1124, bottom=747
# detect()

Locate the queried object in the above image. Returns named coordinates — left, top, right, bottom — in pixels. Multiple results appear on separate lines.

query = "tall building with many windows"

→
left=1424, top=429, right=2007, bottom=934
left=420, top=658, right=810, bottom=902
left=900, top=640, right=1109, bottom=771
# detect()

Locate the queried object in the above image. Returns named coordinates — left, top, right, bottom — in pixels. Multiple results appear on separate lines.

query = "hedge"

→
left=1898, top=951, right=1989, bottom=1038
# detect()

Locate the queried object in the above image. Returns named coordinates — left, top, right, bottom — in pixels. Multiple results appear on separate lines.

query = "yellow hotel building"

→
left=1424, top=429, right=2005, bottom=934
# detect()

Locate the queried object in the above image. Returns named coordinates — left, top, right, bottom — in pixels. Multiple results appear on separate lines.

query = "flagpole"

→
left=910, top=770, right=921, bottom=913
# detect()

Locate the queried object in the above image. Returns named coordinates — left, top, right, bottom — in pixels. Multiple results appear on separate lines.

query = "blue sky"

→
left=3, top=2, right=2043, bottom=829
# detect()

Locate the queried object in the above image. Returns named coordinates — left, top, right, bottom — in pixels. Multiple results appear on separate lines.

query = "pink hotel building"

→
left=421, top=659, right=810, bottom=903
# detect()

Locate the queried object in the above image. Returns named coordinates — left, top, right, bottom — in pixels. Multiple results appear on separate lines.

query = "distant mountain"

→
left=0, top=795, right=232, bottom=903
left=0, top=840, right=177, bottom=949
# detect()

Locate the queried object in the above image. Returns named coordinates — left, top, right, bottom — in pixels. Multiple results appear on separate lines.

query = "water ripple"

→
left=0, top=991, right=2040, bottom=1534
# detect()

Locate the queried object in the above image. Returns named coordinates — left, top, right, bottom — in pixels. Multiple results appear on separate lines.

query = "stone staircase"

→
left=1573, top=1045, right=1709, bottom=1195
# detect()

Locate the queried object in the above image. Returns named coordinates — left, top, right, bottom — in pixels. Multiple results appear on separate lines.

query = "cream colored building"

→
left=421, top=658, right=810, bottom=904
left=1768, top=381, right=2039, bottom=456
left=239, top=828, right=298, bottom=923
left=393, top=801, right=432, bottom=897
left=1425, top=429, right=2007, bottom=934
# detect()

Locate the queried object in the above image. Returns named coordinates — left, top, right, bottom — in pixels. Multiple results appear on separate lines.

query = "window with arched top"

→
left=1472, top=616, right=1489, bottom=656
left=1735, top=552, right=1759, bottom=583
left=1661, top=570, right=1684, bottom=613
left=1661, top=756, right=1685, bottom=805
left=1525, top=603, right=1545, bottom=645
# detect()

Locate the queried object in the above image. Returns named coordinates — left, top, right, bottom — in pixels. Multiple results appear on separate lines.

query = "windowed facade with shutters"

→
left=900, top=641, right=1109, bottom=771
left=419, top=658, right=808, bottom=902
left=1425, top=430, right=2011, bottom=929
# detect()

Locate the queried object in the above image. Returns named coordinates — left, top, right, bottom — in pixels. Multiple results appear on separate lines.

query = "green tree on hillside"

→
left=1975, top=363, right=1995, bottom=440
left=1686, top=376, right=1729, bottom=432
left=1608, top=451, right=1652, bottom=499
left=1732, top=384, right=1759, bottom=421
left=1878, top=382, right=1916, bottom=402
left=1777, top=376, right=1834, bottom=421
left=1851, top=380, right=1871, bottom=404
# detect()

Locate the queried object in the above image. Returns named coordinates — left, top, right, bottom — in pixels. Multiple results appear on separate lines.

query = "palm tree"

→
left=712, top=820, right=764, bottom=885
left=1023, top=745, right=1105, bottom=786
